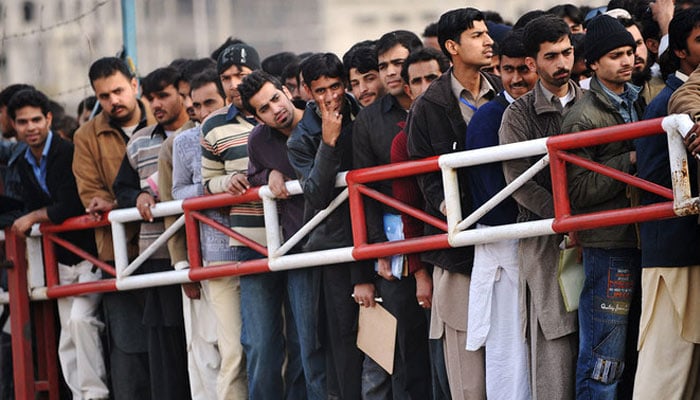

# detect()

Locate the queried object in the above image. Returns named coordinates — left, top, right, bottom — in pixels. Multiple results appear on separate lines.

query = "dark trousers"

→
left=362, top=276, right=431, bottom=400
left=323, top=263, right=364, bottom=400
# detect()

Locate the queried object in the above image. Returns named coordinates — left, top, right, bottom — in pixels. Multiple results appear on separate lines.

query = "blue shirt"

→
left=24, top=130, right=53, bottom=195
left=597, top=77, right=641, bottom=124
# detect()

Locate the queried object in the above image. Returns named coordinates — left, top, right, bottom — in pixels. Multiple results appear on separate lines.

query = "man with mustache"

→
left=72, top=57, right=155, bottom=400
left=609, top=10, right=665, bottom=107
left=464, top=29, right=537, bottom=400
left=561, top=15, right=643, bottom=400
left=351, top=30, right=430, bottom=399
left=498, top=14, right=582, bottom=400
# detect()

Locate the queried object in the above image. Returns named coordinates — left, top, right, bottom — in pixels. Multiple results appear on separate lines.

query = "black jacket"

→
left=287, top=94, right=374, bottom=284
left=18, top=133, right=97, bottom=265
left=406, top=69, right=502, bottom=274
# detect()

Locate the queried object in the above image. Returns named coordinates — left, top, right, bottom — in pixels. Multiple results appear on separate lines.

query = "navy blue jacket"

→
left=636, top=73, right=700, bottom=267
left=465, top=93, right=518, bottom=226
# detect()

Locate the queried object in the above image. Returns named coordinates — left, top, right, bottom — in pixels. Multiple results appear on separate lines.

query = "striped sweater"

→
left=201, top=105, right=266, bottom=247
left=120, top=124, right=171, bottom=260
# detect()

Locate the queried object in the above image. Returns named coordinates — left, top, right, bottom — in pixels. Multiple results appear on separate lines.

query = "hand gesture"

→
left=318, top=93, right=342, bottom=147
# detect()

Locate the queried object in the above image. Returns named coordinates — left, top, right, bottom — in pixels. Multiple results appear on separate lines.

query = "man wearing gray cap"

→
left=561, top=15, right=642, bottom=400
left=200, top=43, right=262, bottom=400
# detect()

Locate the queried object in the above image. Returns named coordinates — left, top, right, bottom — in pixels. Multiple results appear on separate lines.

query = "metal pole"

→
left=121, top=0, right=138, bottom=68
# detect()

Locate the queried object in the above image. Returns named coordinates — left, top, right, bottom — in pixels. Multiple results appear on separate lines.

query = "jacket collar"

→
left=97, top=99, right=155, bottom=139
left=532, top=80, right=583, bottom=115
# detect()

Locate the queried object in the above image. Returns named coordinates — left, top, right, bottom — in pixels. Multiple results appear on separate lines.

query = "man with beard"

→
left=72, top=57, right=155, bottom=400
left=562, top=15, right=643, bottom=400
left=498, top=14, right=581, bottom=400
left=613, top=10, right=665, bottom=106
left=465, top=29, right=538, bottom=400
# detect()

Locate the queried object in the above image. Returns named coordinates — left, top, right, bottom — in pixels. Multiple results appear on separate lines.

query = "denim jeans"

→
left=576, top=247, right=640, bottom=400
left=238, top=247, right=326, bottom=400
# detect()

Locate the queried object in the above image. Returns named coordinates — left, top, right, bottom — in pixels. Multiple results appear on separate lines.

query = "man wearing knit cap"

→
left=199, top=42, right=263, bottom=399
left=561, top=15, right=643, bottom=400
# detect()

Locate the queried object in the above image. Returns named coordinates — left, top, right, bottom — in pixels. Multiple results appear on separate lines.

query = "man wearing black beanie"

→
left=561, top=14, right=643, bottom=400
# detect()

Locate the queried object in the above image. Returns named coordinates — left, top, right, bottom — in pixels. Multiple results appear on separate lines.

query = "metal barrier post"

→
left=5, top=230, right=59, bottom=399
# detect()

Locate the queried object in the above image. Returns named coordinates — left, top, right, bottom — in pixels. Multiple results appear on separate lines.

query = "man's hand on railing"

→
left=268, top=170, right=290, bottom=199
left=85, top=196, right=115, bottom=221
left=182, top=282, right=201, bottom=299
left=226, top=172, right=250, bottom=196
left=135, top=192, right=155, bottom=222
left=683, top=122, right=700, bottom=159
left=11, top=214, right=36, bottom=238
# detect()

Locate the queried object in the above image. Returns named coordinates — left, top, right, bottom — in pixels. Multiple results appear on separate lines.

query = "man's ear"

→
left=675, top=48, right=689, bottom=60
left=45, top=111, right=53, bottom=128
left=444, top=39, right=459, bottom=56
left=403, top=83, right=413, bottom=100
left=525, top=57, right=537, bottom=72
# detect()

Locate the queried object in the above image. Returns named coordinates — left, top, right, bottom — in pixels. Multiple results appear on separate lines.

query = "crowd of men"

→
left=0, top=1, right=699, bottom=399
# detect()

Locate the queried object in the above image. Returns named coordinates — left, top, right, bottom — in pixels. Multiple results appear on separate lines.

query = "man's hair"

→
left=400, top=47, right=450, bottom=85
left=0, top=84, right=35, bottom=107
left=669, top=7, right=700, bottom=53
left=423, top=22, right=438, bottom=38
left=499, top=29, right=528, bottom=59
left=281, top=61, right=301, bottom=84
left=343, top=43, right=379, bottom=79
left=170, top=57, right=217, bottom=83
left=437, top=8, right=485, bottom=58
left=661, top=7, right=700, bottom=76
left=238, top=70, right=285, bottom=116
left=514, top=10, right=547, bottom=30
left=189, top=68, right=226, bottom=100
left=548, top=4, right=583, bottom=26
left=376, top=30, right=423, bottom=57
left=483, top=11, right=505, bottom=24
left=300, top=53, right=345, bottom=87
left=88, top=57, right=133, bottom=87
left=262, top=52, right=300, bottom=79
left=141, top=67, right=182, bottom=98
left=523, top=14, right=572, bottom=58
left=53, top=115, right=79, bottom=140
left=77, top=95, right=97, bottom=116
left=6, top=89, right=52, bottom=120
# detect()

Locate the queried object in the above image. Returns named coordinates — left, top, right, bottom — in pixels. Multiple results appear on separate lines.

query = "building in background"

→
left=0, top=0, right=595, bottom=113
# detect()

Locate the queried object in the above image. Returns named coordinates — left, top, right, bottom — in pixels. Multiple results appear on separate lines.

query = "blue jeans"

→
left=238, top=247, right=326, bottom=400
left=576, top=247, right=640, bottom=400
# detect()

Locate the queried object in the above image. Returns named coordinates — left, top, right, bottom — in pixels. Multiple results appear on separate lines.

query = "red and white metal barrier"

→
left=2, top=113, right=698, bottom=399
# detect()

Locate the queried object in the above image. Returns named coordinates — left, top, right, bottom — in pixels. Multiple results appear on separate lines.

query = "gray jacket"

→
left=499, top=80, right=581, bottom=340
